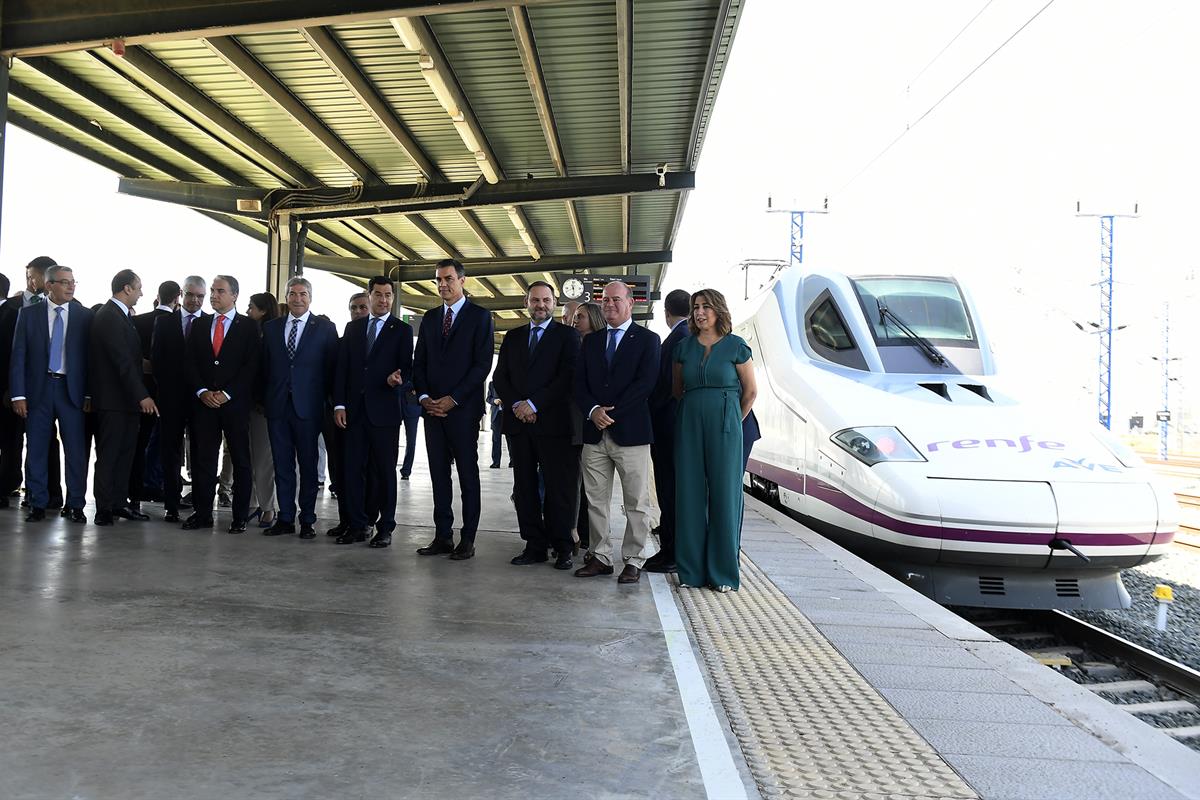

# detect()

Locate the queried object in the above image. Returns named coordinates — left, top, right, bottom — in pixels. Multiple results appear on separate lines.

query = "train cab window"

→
left=852, top=277, right=977, bottom=346
left=805, top=293, right=868, bottom=370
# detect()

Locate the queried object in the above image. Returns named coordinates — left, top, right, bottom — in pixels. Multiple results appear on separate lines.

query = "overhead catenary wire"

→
left=837, top=0, right=1059, bottom=196
left=906, top=0, right=996, bottom=92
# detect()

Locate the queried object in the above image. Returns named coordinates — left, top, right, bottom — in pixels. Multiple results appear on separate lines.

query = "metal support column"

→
left=1158, top=302, right=1172, bottom=461
left=1097, top=215, right=1114, bottom=430
left=266, top=212, right=299, bottom=300
left=0, top=55, right=9, bottom=255
left=790, top=211, right=804, bottom=268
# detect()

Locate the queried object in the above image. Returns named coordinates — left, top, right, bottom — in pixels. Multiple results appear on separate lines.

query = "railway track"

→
left=960, top=608, right=1200, bottom=748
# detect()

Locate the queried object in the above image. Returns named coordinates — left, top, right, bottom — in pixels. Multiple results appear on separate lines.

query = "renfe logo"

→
left=926, top=435, right=1065, bottom=453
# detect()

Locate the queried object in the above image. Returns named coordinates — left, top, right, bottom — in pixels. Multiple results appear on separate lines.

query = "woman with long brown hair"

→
left=671, top=288, right=757, bottom=591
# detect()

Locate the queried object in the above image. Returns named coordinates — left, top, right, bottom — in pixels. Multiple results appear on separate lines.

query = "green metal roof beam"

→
left=304, top=249, right=669, bottom=282
left=616, top=0, right=632, bottom=252
left=2, top=0, right=564, bottom=57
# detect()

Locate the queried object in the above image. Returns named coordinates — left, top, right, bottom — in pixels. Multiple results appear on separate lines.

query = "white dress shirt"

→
left=418, top=297, right=467, bottom=403
left=181, top=310, right=201, bottom=335
left=587, top=318, right=634, bottom=419
left=11, top=301, right=69, bottom=401
left=109, top=297, right=131, bottom=316
left=197, top=310, right=236, bottom=401
left=283, top=310, right=312, bottom=350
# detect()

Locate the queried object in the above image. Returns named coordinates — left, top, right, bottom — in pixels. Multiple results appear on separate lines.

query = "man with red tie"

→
left=183, top=275, right=259, bottom=533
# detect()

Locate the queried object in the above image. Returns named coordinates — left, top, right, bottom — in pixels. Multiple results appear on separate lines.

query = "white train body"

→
left=738, top=267, right=1177, bottom=609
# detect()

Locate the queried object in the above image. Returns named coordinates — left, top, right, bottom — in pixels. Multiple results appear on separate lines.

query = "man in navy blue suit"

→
left=260, top=277, right=338, bottom=540
left=9, top=265, right=92, bottom=522
left=332, top=276, right=413, bottom=548
left=644, top=289, right=693, bottom=574
left=573, top=280, right=662, bottom=584
left=413, top=258, right=494, bottom=561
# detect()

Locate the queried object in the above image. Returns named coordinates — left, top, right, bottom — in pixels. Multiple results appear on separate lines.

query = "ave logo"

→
left=1052, top=457, right=1123, bottom=473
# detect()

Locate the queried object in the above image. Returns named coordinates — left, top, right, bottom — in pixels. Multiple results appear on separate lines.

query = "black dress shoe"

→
left=554, top=554, right=574, bottom=570
left=228, top=520, right=247, bottom=534
left=643, top=553, right=677, bottom=574
left=449, top=543, right=475, bottom=561
left=94, top=511, right=114, bottom=527
left=163, top=511, right=180, bottom=523
left=62, top=507, right=87, bottom=524
left=368, top=532, right=392, bottom=548
left=263, top=521, right=296, bottom=536
left=511, top=550, right=548, bottom=565
left=400, top=474, right=410, bottom=481
left=47, top=498, right=64, bottom=510
left=336, top=528, right=368, bottom=545
left=181, top=514, right=213, bottom=530
left=25, top=507, right=46, bottom=522
left=417, top=538, right=455, bottom=556
left=113, top=506, right=149, bottom=521
left=326, top=522, right=348, bottom=537
left=299, top=525, right=316, bottom=539
left=489, top=463, right=501, bottom=469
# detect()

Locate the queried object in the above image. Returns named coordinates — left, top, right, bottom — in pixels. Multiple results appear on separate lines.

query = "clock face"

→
left=563, top=278, right=585, bottom=299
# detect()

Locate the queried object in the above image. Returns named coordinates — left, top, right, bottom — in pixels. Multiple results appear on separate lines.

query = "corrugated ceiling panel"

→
left=631, top=193, right=680, bottom=252
left=145, top=39, right=355, bottom=186
left=467, top=207, right=522, bottom=258
left=520, top=202, right=577, bottom=257
left=367, top=214, right=452, bottom=260
left=416, top=209, right=493, bottom=260
left=574, top=196, right=623, bottom=253
left=236, top=29, right=426, bottom=186
left=528, top=2, right=621, bottom=177
left=631, top=0, right=715, bottom=173
left=46, top=50, right=282, bottom=188
left=331, top=21, right=482, bottom=183
left=428, top=10, right=557, bottom=180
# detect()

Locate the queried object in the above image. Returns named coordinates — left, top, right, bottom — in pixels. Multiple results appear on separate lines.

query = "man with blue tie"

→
left=573, top=280, right=662, bottom=584
left=413, top=258, right=494, bottom=561
left=9, top=265, right=92, bottom=522
left=260, top=277, right=338, bottom=540
left=332, top=276, right=413, bottom=548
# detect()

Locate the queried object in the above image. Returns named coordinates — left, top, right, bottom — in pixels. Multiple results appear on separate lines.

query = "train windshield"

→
left=851, top=277, right=976, bottom=345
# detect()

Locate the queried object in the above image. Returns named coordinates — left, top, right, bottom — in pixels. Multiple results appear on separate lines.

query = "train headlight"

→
left=831, top=427, right=926, bottom=466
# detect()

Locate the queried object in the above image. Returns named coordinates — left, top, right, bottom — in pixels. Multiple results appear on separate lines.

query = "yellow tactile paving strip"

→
left=676, top=557, right=979, bottom=800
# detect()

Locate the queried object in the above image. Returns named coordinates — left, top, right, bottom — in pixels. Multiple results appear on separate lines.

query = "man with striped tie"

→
left=260, top=277, right=338, bottom=540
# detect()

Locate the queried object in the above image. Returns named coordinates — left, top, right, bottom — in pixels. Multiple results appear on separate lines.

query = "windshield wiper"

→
left=876, top=299, right=947, bottom=366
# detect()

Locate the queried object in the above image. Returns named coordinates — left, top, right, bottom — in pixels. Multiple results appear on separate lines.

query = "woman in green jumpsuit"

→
left=672, top=289, right=758, bottom=592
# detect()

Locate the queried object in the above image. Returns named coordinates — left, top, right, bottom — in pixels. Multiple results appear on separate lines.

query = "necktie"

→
left=528, top=325, right=542, bottom=355
left=49, top=307, right=64, bottom=373
left=442, top=306, right=454, bottom=338
left=287, top=318, right=300, bottom=360
left=184, top=314, right=194, bottom=338
left=605, top=328, right=619, bottom=366
left=212, top=314, right=225, bottom=357
left=366, top=317, right=381, bottom=354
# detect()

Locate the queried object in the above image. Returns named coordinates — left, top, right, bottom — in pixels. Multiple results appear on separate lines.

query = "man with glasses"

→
left=9, top=266, right=92, bottom=522
left=152, top=276, right=208, bottom=522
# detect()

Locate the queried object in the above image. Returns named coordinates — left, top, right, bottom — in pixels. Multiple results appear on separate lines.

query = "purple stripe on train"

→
left=746, top=458, right=1170, bottom=548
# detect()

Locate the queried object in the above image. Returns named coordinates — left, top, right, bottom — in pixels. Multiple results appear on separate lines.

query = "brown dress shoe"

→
left=618, top=565, right=641, bottom=584
left=574, top=559, right=614, bottom=578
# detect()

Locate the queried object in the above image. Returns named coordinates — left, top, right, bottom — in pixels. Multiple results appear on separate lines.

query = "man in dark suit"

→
left=644, top=288, right=693, bottom=574
left=324, top=292, right=369, bottom=538
left=183, top=275, right=259, bottom=533
left=9, top=265, right=92, bottom=522
left=332, top=276, right=413, bottom=548
left=492, top=281, right=582, bottom=570
left=89, top=269, right=159, bottom=526
left=573, top=280, right=662, bottom=584
left=261, top=277, right=338, bottom=539
left=0, top=256, right=63, bottom=509
left=399, top=379, right=422, bottom=480
left=152, top=276, right=207, bottom=522
left=127, top=280, right=179, bottom=518
left=486, top=381, right=504, bottom=468
left=413, top=259, right=494, bottom=560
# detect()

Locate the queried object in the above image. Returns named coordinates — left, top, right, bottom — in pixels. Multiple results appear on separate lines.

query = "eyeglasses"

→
left=48, top=279, right=77, bottom=287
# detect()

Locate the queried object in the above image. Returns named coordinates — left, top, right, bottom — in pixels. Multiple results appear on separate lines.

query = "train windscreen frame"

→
left=850, top=276, right=978, bottom=349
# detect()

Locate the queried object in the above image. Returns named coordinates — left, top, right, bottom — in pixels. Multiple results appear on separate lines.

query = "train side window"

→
left=806, top=294, right=868, bottom=370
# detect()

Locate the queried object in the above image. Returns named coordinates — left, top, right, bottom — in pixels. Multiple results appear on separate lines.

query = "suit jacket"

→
left=134, top=307, right=172, bottom=396
left=650, top=320, right=689, bottom=430
left=574, top=322, right=661, bottom=447
left=261, top=314, right=338, bottom=421
left=90, top=300, right=151, bottom=412
left=492, top=320, right=581, bottom=438
left=0, top=295, right=25, bottom=400
left=152, top=310, right=208, bottom=412
left=333, top=314, right=414, bottom=427
left=10, top=300, right=92, bottom=409
left=412, top=300, right=494, bottom=418
left=486, top=381, right=501, bottom=426
left=184, top=312, right=260, bottom=412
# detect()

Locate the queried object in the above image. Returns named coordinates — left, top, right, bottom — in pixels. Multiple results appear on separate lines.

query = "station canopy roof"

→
left=1, top=0, right=744, bottom=327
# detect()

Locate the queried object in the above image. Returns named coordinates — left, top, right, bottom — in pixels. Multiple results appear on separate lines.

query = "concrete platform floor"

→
left=0, top=439, right=739, bottom=800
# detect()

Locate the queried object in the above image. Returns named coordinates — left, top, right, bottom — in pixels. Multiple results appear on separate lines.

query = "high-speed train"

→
left=738, top=267, right=1177, bottom=609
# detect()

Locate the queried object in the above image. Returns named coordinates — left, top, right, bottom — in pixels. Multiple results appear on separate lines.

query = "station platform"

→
left=0, top=439, right=1197, bottom=799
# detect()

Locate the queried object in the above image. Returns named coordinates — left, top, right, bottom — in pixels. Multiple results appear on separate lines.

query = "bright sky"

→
left=1, top=1, right=1196, bottom=440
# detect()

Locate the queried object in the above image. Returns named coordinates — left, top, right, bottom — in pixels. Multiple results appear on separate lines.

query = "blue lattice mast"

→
left=1076, top=202, right=1138, bottom=430
left=767, top=196, right=829, bottom=270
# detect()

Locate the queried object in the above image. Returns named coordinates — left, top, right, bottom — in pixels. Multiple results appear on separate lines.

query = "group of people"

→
left=1, top=254, right=759, bottom=591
